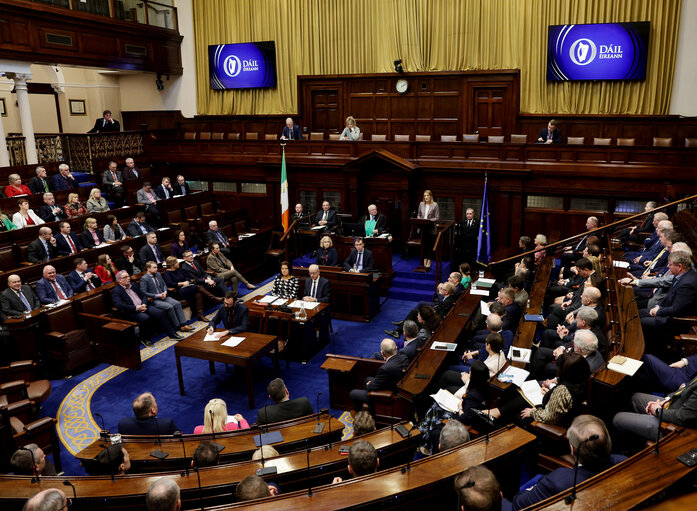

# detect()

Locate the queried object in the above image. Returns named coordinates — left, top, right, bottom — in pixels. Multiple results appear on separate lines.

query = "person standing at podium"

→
left=416, top=189, right=439, bottom=268
left=343, top=237, right=374, bottom=272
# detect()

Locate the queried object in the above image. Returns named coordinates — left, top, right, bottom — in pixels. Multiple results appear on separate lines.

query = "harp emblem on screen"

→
left=569, top=38, right=597, bottom=66
left=223, top=55, right=242, bottom=77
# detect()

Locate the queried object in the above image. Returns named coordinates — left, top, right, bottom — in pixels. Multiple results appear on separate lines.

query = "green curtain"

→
left=193, top=0, right=681, bottom=115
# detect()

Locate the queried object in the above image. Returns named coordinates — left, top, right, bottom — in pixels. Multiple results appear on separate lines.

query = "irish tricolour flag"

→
left=280, top=147, right=289, bottom=232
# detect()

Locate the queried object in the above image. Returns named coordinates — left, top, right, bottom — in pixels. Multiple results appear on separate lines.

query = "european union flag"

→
left=476, top=176, right=491, bottom=264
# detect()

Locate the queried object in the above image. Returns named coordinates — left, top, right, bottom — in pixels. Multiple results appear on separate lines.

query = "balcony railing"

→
left=29, top=0, right=177, bottom=31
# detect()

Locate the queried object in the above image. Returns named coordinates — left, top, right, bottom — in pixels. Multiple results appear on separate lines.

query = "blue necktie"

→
left=18, top=291, right=31, bottom=312
left=43, top=241, right=51, bottom=260
left=357, top=251, right=363, bottom=271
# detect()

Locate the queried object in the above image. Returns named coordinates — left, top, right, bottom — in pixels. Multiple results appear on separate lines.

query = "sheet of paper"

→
left=476, top=278, right=496, bottom=285
left=508, top=347, right=532, bottom=363
left=480, top=301, right=491, bottom=316
left=204, top=331, right=226, bottom=342
left=431, top=342, right=457, bottom=351
left=311, top=225, right=326, bottom=231
left=226, top=415, right=238, bottom=424
left=221, top=336, right=245, bottom=347
left=470, top=288, right=490, bottom=296
left=289, top=300, right=320, bottom=309
left=520, top=380, right=544, bottom=406
left=497, top=366, right=529, bottom=387
left=258, top=295, right=279, bottom=304
left=430, top=388, right=460, bottom=414
left=607, top=357, right=643, bottom=376
left=613, top=260, right=630, bottom=268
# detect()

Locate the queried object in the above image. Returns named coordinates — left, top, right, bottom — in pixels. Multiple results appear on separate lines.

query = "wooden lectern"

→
left=408, top=218, right=434, bottom=272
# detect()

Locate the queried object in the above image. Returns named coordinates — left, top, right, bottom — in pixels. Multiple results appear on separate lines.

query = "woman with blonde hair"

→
left=534, top=234, right=547, bottom=266
left=340, top=116, right=361, bottom=141
left=86, top=188, right=110, bottom=213
left=65, top=192, right=88, bottom=218
left=5, top=174, right=31, bottom=197
left=193, top=398, right=249, bottom=434
left=315, top=235, right=338, bottom=266
left=416, top=189, right=439, bottom=268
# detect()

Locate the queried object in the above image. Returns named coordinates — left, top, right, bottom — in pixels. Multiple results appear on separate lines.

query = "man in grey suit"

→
left=140, top=261, right=191, bottom=333
left=136, top=182, right=160, bottom=225
left=102, top=161, right=125, bottom=206
left=0, top=274, right=41, bottom=317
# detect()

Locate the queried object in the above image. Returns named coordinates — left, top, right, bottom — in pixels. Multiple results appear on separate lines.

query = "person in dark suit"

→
left=207, top=292, right=250, bottom=335
left=343, top=237, right=375, bottom=272
left=460, top=207, right=479, bottom=266
left=174, top=175, right=191, bottom=196
left=206, top=220, right=232, bottom=259
left=316, top=236, right=339, bottom=266
left=52, top=163, right=78, bottom=191
left=357, top=204, right=387, bottom=236
left=398, top=320, right=425, bottom=362
left=101, top=161, right=125, bottom=207
left=256, top=378, right=313, bottom=425
left=291, top=203, right=311, bottom=228
left=36, top=265, right=74, bottom=304
left=314, top=201, right=338, bottom=231
left=154, top=177, right=175, bottom=200
left=27, top=227, right=59, bottom=264
left=640, top=252, right=697, bottom=330
left=88, top=109, right=120, bottom=133
left=37, top=192, right=67, bottom=223
left=126, top=212, right=154, bottom=237
left=180, top=250, right=227, bottom=296
left=619, top=201, right=657, bottom=246
left=513, top=415, right=625, bottom=510
left=112, top=270, right=181, bottom=341
left=528, top=327, right=604, bottom=382
left=303, top=264, right=331, bottom=303
left=349, top=339, right=409, bottom=410
left=55, top=221, right=84, bottom=257
left=280, top=117, right=302, bottom=140
left=28, top=166, right=52, bottom=195
left=536, top=119, right=562, bottom=144
left=117, top=392, right=179, bottom=435
left=116, top=245, right=144, bottom=276
left=0, top=274, right=41, bottom=316
left=384, top=283, right=456, bottom=339
left=66, top=258, right=102, bottom=294
left=139, top=232, right=166, bottom=266
left=122, top=157, right=141, bottom=180
left=635, top=353, right=697, bottom=395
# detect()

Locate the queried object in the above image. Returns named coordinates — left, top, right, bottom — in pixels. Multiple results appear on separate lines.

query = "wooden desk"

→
left=174, top=329, right=278, bottom=408
left=328, top=234, right=395, bottom=292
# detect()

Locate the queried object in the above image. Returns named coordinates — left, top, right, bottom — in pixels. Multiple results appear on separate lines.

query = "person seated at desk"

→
left=141, top=260, right=191, bottom=332
left=256, top=377, right=313, bottom=424
left=55, top=221, right=83, bottom=256
left=5, top=173, right=31, bottom=197
left=103, top=214, right=127, bottom=243
left=116, top=245, right=143, bottom=275
left=0, top=274, right=41, bottom=317
left=314, top=200, right=338, bottom=231
left=236, top=475, right=279, bottom=501
left=280, top=117, right=301, bottom=140
left=38, top=192, right=67, bottom=223
left=86, top=188, right=110, bottom=214
left=67, top=257, right=102, bottom=293
left=164, top=256, right=222, bottom=322
left=384, top=284, right=454, bottom=340
left=193, top=441, right=219, bottom=467
left=442, top=333, right=506, bottom=388
left=126, top=212, right=154, bottom=237
left=343, top=237, right=374, bottom=272
left=455, top=465, right=508, bottom=511
left=93, top=444, right=131, bottom=477
left=206, top=241, right=256, bottom=293
left=88, top=109, right=120, bottom=133
left=102, top=161, right=125, bottom=207
left=80, top=217, right=106, bottom=248
left=27, top=226, right=58, bottom=264
left=207, top=291, right=250, bottom=335
left=122, top=157, right=141, bottom=180
left=536, top=118, right=562, bottom=144
left=136, top=181, right=160, bottom=224
left=154, top=176, right=175, bottom=200
left=270, top=260, right=299, bottom=300
left=206, top=219, right=233, bottom=259
left=139, top=231, right=166, bottom=267
left=64, top=192, right=88, bottom=218
left=291, top=203, right=311, bottom=228
left=513, top=415, right=625, bottom=510
left=170, top=229, right=190, bottom=258
left=332, top=441, right=378, bottom=484
left=36, top=265, right=74, bottom=304
left=181, top=250, right=227, bottom=297
left=52, top=163, right=78, bottom=191
left=10, top=443, right=57, bottom=477
left=358, top=204, right=387, bottom=236
left=0, top=209, right=17, bottom=231
left=174, top=174, right=191, bottom=195
left=193, top=398, right=249, bottom=434
left=440, top=272, right=465, bottom=298
left=303, top=264, right=331, bottom=303
left=28, top=165, right=52, bottom=195
left=94, top=253, right=118, bottom=284
left=340, top=115, right=361, bottom=141
left=118, top=392, right=180, bottom=435
left=316, top=235, right=338, bottom=266
left=12, top=197, right=44, bottom=228
left=349, top=338, right=409, bottom=411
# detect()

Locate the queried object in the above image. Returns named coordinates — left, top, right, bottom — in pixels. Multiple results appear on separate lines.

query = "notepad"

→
left=607, top=356, right=643, bottom=376
left=430, top=389, right=460, bottom=414
left=613, top=260, right=630, bottom=268
left=204, top=331, right=226, bottom=342
left=311, top=225, right=326, bottom=231
left=521, top=380, right=545, bottom=406
left=497, top=366, right=529, bottom=387
left=475, top=278, right=495, bottom=288
left=288, top=300, right=320, bottom=309
left=431, top=342, right=457, bottom=351
left=480, top=301, right=491, bottom=316
left=221, top=336, right=245, bottom=347
left=470, top=288, right=490, bottom=296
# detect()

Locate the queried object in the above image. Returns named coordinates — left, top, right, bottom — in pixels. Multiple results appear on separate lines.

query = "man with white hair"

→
left=122, top=157, right=141, bottom=180
left=530, top=324, right=602, bottom=381
left=146, top=478, right=181, bottom=511
left=358, top=204, right=387, bottom=236
left=561, top=216, right=599, bottom=269
left=206, top=219, right=232, bottom=258
left=280, top=117, right=301, bottom=140
left=626, top=214, right=670, bottom=261
left=349, top=338, right=408, bottom=410
left=303, top=264, right=330, bottom=303
left=22, top=488, right=68, bottom=511
left=52, top=163, right=78, bottom=190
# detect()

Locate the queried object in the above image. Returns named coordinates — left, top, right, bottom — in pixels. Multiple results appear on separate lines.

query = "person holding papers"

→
left=472, top=351, right=590, bottom=429
left=207, top=291, right=250, bottom=335
left=270, top=261, right=299, bottom=300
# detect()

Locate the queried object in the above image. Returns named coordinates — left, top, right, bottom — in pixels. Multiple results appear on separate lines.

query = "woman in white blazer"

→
left=12, top=197, right=45, bottom=228
left=416, top=189, right=439, bottom=268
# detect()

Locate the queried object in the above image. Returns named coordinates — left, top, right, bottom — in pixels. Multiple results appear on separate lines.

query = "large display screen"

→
left=547, top=22, right=650, bottom=81
left=209, top=41, right=277, bottom=90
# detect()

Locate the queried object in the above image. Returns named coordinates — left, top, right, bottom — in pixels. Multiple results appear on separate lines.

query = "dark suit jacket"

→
left=343, top=248, right=375, bottom=271
left=173, top=182, right=191, bottom=195
left=315, top=209, right=338, bottom=230
left=154, top=184, right=174, bottom=200
left=27, top=238, right=58, bottom=264
left=38, top=203, right=67, bottom=223
left=88, top=117, right=120, bottom=133
left=122, top=166, right=141, bottom=180
left=366, top=352, right=409, bottom=391
left=208, top=303, right=250, bottom=334
left=536, top=127, right=562, bottom=144
left=303, top=276, right=331, bottom=303
left=126, top=220, right=154, bottom=237
left=256, top=397, right=313, bottom=425
left=116, top=254, right=144, bottom=275
left=80, top=229, right=105, bottom=249
left=0, top=285, right=41, bottom=316
left=28, top=177, right=52, bottom=194
left=357, top=213, right=387, bottom=235
left=180, top=260, right=210, bottom=285
left=654, top=269, right=697, bottom=324
left=52, top=174, right=77, bottom=191
left=55, top=232, right=84, bottom=257
left=315, top=248, right=338, bottom=266
left=206, top=229, right=229, bottom=246
left=112, top=283, right=147, bottom=313
left=67, top=268, right=102, bottom=293
left=117, top=416, right=179, bottom=435
left=36, top=275, right=74, bottom=304
left=291, top=212, right=311, bottom=228
left=400, top=338, right=424, bottom=362
left=102, top=169, right=123, bottom=189
left=663, top=375, right=697, bottom=426
left=281, top=125, right=302, bottom=140
left=461, top=217, right=479, bottom=253
left=139, top=243, right=166, bottom=265
left=434, top=294, right=456, bottom=318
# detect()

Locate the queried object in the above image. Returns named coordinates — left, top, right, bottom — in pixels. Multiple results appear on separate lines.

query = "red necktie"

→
left=52, top=281, right=67, bottom=300
left=66, top=235, right=77, bottom=254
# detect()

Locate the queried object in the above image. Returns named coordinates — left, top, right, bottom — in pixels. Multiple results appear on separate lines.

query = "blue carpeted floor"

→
left=42, top=257, right=428, bottom=475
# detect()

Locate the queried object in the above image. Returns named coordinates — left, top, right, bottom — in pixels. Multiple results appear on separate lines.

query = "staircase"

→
left=387, top=258, right=451, bottom=302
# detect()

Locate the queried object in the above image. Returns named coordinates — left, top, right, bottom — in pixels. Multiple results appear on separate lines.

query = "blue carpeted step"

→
left=391, top=277, right=434, bottom=292
left=388, top=285, right=434, bottom=301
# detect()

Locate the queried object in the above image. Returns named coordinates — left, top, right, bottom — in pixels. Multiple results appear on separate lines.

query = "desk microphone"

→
left=414, top=354, right=429, bottom=380
left=623, top=313, right=639, bottom=333
left=18, top=446, right=39, bottom=483
left=93, top=412, right=109, bottom=441
left=313, top=392, right=325, bottom=433
left=150, top=417, right=169, bottom=459
left=256, top=439, right=278, bottom=476
left=208, top=410, right=225, bottom=452
left=306, top=445, right=313, bottom=497
left=62, top=480, right=77, bottom=500
left=654, top=396, right=672, bottom=455
left=565, top=434, right=600, bottom=504
left=174, top=431, right=189, bottom=477
left=400, top=423, right=417, bottom=474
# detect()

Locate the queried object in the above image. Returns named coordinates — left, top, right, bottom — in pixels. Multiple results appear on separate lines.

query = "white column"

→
left=0, top=109, right=9, bottom=167
left=8, top=72, right=37, bottom=165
